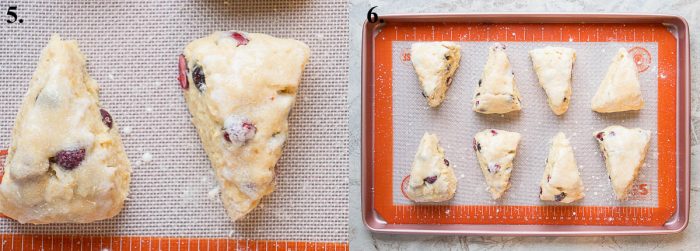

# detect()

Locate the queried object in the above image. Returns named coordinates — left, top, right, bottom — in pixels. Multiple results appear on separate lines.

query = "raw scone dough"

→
left=410, top=42, right=461, bottom=107
left=473, top=129, right=521, bottom=199
left=0, top=34, right=131, bottom=224
left=529, top=47, right=576, bottom=115
left=179, top=31, right=310, bottom=221
left=405, top=133, right=457, bottom=202
left=539, top=132, right=584, bottom=203
left=594, top=125, right=651, bottom=200
left=472, top=43, right=522, bottom=114
left=591, top=48, right=644, bottom=113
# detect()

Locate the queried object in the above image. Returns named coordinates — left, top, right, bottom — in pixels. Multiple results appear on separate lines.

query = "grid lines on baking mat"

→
left=0, top=0, right=348, bottom=249
left=372, top=23, right=677, bottom=226
left=0, top=232, right=347, bottom=251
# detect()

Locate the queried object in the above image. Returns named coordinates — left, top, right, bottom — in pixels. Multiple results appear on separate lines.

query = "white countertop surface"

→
left=348, top=0, right=699, bottom=249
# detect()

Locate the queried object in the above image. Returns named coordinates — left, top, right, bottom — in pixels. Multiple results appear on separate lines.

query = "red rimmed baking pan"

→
left=361, top=13, right=690, bottom=236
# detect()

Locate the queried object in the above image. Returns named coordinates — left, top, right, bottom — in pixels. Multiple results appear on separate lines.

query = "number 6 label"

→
left=366, top=6, right=383, bottom=24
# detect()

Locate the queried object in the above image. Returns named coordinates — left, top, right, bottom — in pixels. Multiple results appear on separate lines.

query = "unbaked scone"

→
left=594, top=125, right=651, bottom=200
left=179, top=31, right=310, bottom=221
left=410, top=42, right=461, bottom=107
left=0, top=34, right=131, bottom=224
left=405, top=133, right=457, bottom=202
left=473, top=129, right=521, bottom=199
left=591, top=48, right=644, bottom=113
left=472, top=43, right=522, bottom=114
left=539, top=132, right=584, bottom=203
left=529, top=47, right=576, bottom=115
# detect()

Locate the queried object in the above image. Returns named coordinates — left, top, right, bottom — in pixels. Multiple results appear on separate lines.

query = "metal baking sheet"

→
left=361, top=13, right=690, bottom=236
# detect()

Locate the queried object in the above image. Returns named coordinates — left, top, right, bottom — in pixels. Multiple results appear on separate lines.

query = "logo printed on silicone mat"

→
left=629, top=46, right=652, bottom=73
left=400, top=175, right=411, bottom=199
left=373, top=23, right=677, bottom=226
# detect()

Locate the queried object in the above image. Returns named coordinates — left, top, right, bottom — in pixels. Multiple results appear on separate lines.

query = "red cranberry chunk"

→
left=50, top=149, right=86, bottom=170
left=554, top=192, right=567, bottom=202
left=100, top=108, right=113, bottom=129
left=223, top=115, right=257, bottom=144
left=192, top=65, right=206, bottom=93
left=490, top=130, right=498, bottom=136
left=231, top=32, right=249, bottom=47
left=487, top=163, right=501, bottom=173
left=596, top=132, right=605, bottom=141
left=177, top=54, right=189, bottom=90
left=424, top=175, right=438, bottom=184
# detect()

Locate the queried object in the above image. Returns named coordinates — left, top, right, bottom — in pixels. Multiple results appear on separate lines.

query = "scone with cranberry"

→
left=0, top=34, right=131, bottom=224
left=410, top=42, right=461, bottom=107
left=473, top=129, right=521, bottom=199
left=529, top=47, right=576, bottom=115
left=472, top=43, right=522, bottom=114
left=405, top=133, right=457, bottom=202
left=179, top=31, right=310, bottom=221
left=539, top=132, right=584, bottom=203
left=591, top=48, right=644, bottom=113
left=595, top=125, right=651, bottom=200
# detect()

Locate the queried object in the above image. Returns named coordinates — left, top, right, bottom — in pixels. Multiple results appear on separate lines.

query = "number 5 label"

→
left=6, top=6, right=22, bottom=24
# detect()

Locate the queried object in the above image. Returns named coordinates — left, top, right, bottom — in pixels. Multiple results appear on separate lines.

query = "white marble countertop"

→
left=348, top=0, right=699, bottom=249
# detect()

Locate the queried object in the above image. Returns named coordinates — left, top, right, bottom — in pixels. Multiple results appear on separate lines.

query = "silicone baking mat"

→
left=394, top=41, right=659, bottom=207
left=0, top=0, right=348, bottom=250
left=372, top=23, right=677, bottom=226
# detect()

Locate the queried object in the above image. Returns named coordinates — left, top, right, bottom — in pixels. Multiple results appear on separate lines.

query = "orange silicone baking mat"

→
left=0, top=232, right=347, bottom=251
left=372, top=23, right=677, bottom=226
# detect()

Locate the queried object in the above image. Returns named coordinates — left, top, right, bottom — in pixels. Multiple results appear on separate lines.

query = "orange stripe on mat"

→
left=0, top=234, right=347, bottom=251
left=373, top=23, right=677, bottom=225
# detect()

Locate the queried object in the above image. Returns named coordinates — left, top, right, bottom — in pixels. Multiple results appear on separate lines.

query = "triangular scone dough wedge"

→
left=410, top=42, right=461, bottom=107
left=472, top=43, right=522, bottom=114
left=473, top=129, right=521, bottom=199
left=529, top=47, right=576, bottom=115
left=405, top=133, right=457, bottom=202
left=0, top=35, right=131, bottom=224
left=591, top=48, right=644, bottom=113
left=179, top=31, right=310, bottom=221
left=539, top=133, right=584, bottom=203
left=594, top=126, right=651, bottom=200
